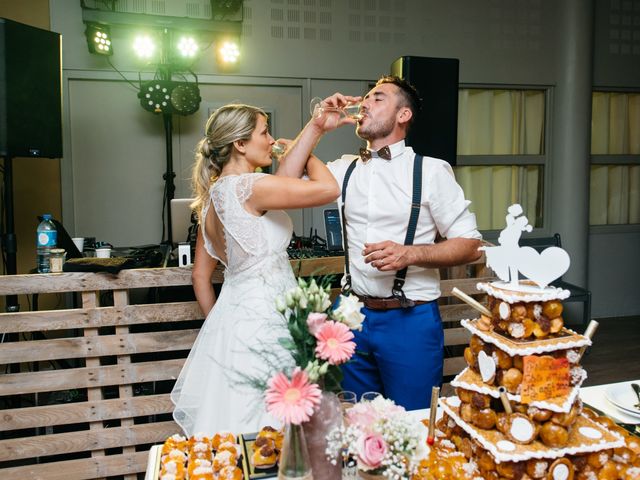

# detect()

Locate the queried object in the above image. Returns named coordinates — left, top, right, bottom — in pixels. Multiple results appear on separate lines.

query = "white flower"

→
left=275, top=296, right=287, bottom=313
left=332, top=294, right=365, bottom=331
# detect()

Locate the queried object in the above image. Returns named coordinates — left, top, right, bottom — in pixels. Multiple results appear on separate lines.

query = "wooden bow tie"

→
left=359, top=146, right=392, bottom=161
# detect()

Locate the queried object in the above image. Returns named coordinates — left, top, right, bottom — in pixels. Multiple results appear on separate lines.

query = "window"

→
left=590, top=91, right=640, bottom=226
left=454, top=88, right=547, bottom=230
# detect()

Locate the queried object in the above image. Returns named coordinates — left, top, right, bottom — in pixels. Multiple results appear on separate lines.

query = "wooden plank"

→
left=439, top=304, right=478, bottom=322
left=82, top=291, right=105, bottom=465
left=0, top=358, right=185, bottom=396
left=0, top=267, right=201, bottom=295
left=0, top=450, right=150, bottom=480
left=444, top=327, right=472, bottom=346
left=0, top=394, right=174, bottom=431
left=0, top=421, right=178, bottom=462
left=113, top=290, right=137, bottom=480
left=0, top=329, right=199, bottom=363
left=440, top=276, right=496, bottom=296
left=290, top=256, right=345, bottom=277
left=0, top=301, right=203, bottom=334
left=443, top=356, right=467, bottom=377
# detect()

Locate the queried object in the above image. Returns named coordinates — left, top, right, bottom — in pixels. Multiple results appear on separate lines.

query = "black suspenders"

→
left=340, top=154, right=424, bottom=308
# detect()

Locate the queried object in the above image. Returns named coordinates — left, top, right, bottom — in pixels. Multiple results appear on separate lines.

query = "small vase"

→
left=278, top=423, right=313, bottom=480
left=357, top=470, right=385, bottom=480
left=302, top=391, right=342, bottom=480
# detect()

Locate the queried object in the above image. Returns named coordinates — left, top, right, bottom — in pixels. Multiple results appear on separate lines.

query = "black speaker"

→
left=0, top=18, right=62, bottom=158
left=391, top=56, right=459, bottom=166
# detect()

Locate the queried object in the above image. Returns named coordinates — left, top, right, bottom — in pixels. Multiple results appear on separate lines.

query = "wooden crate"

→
left=0, top=254, right=493, bottom=479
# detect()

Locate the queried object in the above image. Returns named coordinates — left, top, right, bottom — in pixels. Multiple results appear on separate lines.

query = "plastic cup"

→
left=360, top=391, right=381, bottom=402
left=337, top=390, right=357, bottom=415
left=72, top=237, right=85, bottom=252
left=95, top=247, right=111, bottom=258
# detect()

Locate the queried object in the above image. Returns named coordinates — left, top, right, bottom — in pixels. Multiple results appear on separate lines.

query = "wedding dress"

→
left=171, top=173, right=296, bottom=436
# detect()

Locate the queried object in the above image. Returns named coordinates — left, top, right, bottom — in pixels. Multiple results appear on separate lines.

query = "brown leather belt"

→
left=354, top=294, right=430, bottom=311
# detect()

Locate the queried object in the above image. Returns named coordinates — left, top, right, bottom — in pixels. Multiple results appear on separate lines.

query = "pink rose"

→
left=357, top=433, right=387, bottom=470
left=306, top=312, right=328, bottom=336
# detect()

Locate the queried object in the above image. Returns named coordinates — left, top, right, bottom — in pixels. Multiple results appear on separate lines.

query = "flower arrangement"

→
left=326, top=396, right=429, bottom=480
left=264, top=277, right=365, bottom=425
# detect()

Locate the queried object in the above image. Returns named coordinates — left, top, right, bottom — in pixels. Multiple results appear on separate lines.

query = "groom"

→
left=279, top=76, right=482, bottom=410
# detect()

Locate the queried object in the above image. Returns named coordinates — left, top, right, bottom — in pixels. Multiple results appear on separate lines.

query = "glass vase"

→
left=302, top=391, right=343, bottom=480
left=278, top=423, right=313, bottom=480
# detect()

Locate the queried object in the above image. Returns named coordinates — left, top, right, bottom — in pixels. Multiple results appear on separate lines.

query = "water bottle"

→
left=36, top=214, right=57, bottom=273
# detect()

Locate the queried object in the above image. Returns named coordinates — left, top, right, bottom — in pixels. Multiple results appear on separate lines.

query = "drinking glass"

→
left=360, top=391, right=381, bottom=402
left=271, top=142, right=286, bottom=159
left=309, top=96, right=363, bottom=120
left=337, top=390, right=357, bottom=416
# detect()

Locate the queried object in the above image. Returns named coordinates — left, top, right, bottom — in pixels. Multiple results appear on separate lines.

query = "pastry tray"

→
left=451, top=367, right=584, bottom=413
left=461, top=318, right=591, bottom=356
left=239, top=432, right=278, bottom=479
left=439, top=396, right=625, bottom=464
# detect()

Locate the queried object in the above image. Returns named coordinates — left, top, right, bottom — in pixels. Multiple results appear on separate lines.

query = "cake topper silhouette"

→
left=480, top=204, right=570, bottom=289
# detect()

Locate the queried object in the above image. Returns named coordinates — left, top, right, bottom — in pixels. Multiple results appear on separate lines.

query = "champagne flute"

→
left=309, top=96, right=364, bottom=120
left=271, top=142, right=286, bottom=159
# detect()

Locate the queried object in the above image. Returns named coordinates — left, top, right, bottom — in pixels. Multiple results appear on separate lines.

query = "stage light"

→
left=85, top=23, right=113, bottom=56
left=177, top=36, right=198, bottom=58
left=133, top=34, right=156, bottom=59
left=138, top=80, right=201, bottom=115
left=217, top=39, right=240, bottom=65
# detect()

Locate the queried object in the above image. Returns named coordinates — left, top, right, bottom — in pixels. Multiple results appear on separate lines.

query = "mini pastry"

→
left=252, top=435, right=276, bottom=452
left=257, top=425, right=280, bottom=442
left=218, top=440, right=242, bottom=458
left=546, top=458, right=574, bottom=480
left=252, top=445, right=277, bottom=468
left=218, top=465, right=243, bottom=480
left=212, top=431, right=236, bottom=450
left=527, top=458, right=550, bottom=479
left=160, top=459, right=186, bottom=480
left=188, top=441, right=212, bottom=462
left=187, top=459, right=212, bottom=478
left=189, top=432, right=212, bottom=448
left=539, top=422, right=569, bottom=448
left=189, top=463, right=214, bottom=480
left=162, top=434, right=188, bottom=454
left=505, top=413, right=538, bottom=444
left=213, top=450, right=237, bottom=472
left=161, top=448, right=187, bottom=466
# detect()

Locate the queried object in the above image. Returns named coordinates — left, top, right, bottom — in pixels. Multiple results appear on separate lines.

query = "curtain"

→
left=590, top=92, right=640, bottom=225
left=455, top=89, right=545, bottom=230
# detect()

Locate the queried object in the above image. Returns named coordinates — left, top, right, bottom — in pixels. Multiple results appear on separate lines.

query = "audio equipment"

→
left=390, top=56, right=459, bottom=165
left=0, top=18, right=62, bottom=158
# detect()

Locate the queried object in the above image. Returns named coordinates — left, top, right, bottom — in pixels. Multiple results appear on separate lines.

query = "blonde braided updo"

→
left=191, top=104, right=266, bottom=221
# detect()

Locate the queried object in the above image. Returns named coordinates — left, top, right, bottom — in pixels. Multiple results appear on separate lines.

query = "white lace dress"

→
left=171, top=173, right=296, bottom=436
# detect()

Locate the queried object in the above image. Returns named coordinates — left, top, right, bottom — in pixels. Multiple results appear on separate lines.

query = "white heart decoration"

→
left=516, top=246, right=570, bottom=288
left=478, top=350, right=496, bottom=384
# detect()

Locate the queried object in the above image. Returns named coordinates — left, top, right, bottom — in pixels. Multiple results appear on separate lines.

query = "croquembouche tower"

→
left=435, top=204, right=638, bottom=480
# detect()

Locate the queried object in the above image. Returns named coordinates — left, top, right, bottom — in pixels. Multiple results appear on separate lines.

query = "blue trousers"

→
left=340, top=301, right=444, bottom=411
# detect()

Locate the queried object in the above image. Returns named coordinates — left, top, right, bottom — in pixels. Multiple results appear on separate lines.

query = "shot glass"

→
left=360, top=391, right=382, bottom=402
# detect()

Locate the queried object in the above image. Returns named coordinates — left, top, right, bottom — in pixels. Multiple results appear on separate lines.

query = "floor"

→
left=580, top=315, right=640, bottom=386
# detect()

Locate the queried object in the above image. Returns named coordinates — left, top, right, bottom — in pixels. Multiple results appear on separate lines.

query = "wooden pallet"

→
left=0, top=254, right=493, bottom=479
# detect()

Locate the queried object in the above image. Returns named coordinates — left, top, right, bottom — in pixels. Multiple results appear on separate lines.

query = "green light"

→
left=177, top=36, right=198, bottom=58
left=85, top=23, right=113, bottom=56
left=133, top=34, right=156, bottom=59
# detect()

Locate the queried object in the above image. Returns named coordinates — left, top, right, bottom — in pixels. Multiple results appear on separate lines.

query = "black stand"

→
left=162, top=113, right=176, bottom=245
left=1, top=156, right=20, bottom=312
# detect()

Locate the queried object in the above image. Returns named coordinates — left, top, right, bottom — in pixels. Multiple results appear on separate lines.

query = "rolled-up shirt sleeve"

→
left=426, top=159, right=482, bottom=240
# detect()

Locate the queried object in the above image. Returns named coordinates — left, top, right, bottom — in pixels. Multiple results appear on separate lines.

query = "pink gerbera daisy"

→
left=315, top=321, right=356, bottom=365
left=265, top=368, right=321, bottom=424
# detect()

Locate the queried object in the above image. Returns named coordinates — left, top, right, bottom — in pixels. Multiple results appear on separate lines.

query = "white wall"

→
left=47, top=0, right=640, bottom=317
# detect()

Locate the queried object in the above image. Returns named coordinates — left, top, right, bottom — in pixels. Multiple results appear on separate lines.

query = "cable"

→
left=106, top=56, right=141, bottom=91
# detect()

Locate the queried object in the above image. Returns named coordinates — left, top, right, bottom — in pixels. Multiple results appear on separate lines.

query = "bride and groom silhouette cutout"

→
left=481, top=204, right=570, bottom=289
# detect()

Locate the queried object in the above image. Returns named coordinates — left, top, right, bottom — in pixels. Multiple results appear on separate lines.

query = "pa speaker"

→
left=0, top=18, right=62, bottom=158
left=391, top=56, right=459, bottom=166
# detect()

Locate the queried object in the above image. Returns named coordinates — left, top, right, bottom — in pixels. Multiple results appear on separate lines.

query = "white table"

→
left=580, top=380, right=640, bottom=425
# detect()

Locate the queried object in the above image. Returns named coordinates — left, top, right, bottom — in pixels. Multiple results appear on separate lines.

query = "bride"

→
left=171, top=104, right=340, bottom=436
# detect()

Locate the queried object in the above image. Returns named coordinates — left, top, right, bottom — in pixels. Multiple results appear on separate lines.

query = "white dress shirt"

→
left=327, top=140, right=482, bottom=301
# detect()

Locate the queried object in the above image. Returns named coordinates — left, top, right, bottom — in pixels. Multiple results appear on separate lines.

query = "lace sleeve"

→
left=235, top=172, right=268, bottom=203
